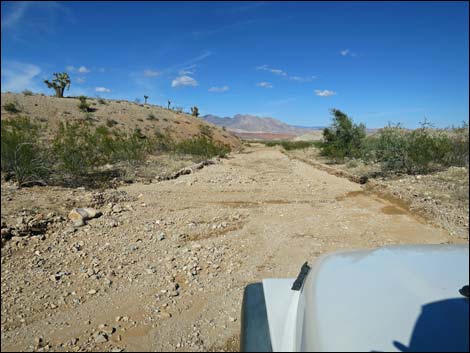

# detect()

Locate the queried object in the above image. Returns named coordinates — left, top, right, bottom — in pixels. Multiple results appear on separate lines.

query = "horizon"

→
left=1, top=1, right=469, bottom=129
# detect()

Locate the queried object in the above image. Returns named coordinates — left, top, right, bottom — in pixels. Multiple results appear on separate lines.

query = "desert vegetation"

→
left=1, top=115, right=231, bottom=188
left=262, top=140, right=320, bottom=150
left=314, top=109, right=469, bottom=176
left=3, top=101, right=20, bottom=113
left=43, top=72, right=71, bottom=98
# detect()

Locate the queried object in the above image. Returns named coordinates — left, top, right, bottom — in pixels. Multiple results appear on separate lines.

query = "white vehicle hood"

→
left=263, top=244, right=469, bottom=352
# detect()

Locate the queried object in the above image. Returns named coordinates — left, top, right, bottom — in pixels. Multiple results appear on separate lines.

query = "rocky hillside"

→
left=1, top=93, right=241, bottom=149
left=202, top=113, right=319, bottom=135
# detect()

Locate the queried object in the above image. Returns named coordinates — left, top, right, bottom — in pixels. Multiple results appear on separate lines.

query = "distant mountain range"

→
left=202, top=114, right=323, bottom=135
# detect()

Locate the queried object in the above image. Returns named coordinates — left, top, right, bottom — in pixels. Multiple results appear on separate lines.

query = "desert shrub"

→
left=22, top=89, right=34, bottom=96
left=199, top=124, right=213, bottom=138
left=320, top=109, right=366, bottom=161
left=52, top=121, right=109, bottom=177
left=78, top=96, right=92, bottom=112
left=281, top=141, right=317, bottom=150
left=444, top=123, right=469, bottom=168
left=1, top=117, right=50, bottom=186
left=175, top=136, right=230, bottom=158
left=3, top=102, right=20, bottom=113
left=52, top=122, right=150, bottom=181
left=151, top=131, right=174, bottom=153
left=147, top=113, right=157, bottom=121
left=362, top=121, right=469, bottom=174
left=97, top=98, right=107, bottom=105
left=111, top=130, right=150, bottom=166
left=106, top=118, right=119, bottom=127
left=262, top=140, right=318, bottom=150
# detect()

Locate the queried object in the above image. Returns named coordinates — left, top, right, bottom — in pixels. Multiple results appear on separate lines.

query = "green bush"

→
left=111, top=130, right=150, bottom=166
left=1, top=117, right=50, bottom=186
left=3, top=102, right=20, bottom=113
left=320, top=109, right=366, bottom=161
left=263, top=140, right=318, bottom=150
left=175, top=136, right=230, bottom=158
left=78, top=96, right=91, bottom=112
left=52, top=121, right=107, bottom=177
left=97, top=98, right=107, bottom=105
left=22, top=89, right=34, bottom=96
left=362, top=121, right=469, bottom=174
left=52, top=122, right=152, bottom=179
left=151, top=130, right=174, bottom=153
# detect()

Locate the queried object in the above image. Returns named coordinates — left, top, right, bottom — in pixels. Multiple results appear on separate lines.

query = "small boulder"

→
left=68, top=208, right=102, bottom=227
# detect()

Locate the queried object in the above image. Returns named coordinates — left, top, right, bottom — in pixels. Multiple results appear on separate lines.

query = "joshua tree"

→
left=191, top=106, right=200, bottom=117
left=167, top=100, right=171, bottom=109
left=44, top=72, right=71, bottom=98
left=144, top=95, right=149, bottom=104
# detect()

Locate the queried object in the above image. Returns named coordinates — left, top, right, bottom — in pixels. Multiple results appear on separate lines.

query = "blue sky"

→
left=1, top=1, right=468, bottom=128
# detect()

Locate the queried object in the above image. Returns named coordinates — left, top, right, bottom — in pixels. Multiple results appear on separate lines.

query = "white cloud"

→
left=66, top=65, right=90, bottom=74
left=208, top=85, right=229, bottom=92
left=1, top=61, right=41, bottom=92
left=2, top=2, right=73, bottom=38
left=171, top=75, right=198, bottom=88
left=179, top=69, right=194, bottom=75
left=256, top=65, right=287, bottom=77
left=314, top=89, right=336, bottom=97
left=144, top=69, right=160, bottom=77
left=95, top=87, right=111, bottom=93
left=76, top=77, right=86, bottom=84
left=257, top=81, right=273, bottom=88
left=340, top=49, right=358, bottom=57
left=1, top=2, right=33, bottom=29
left=289, top=75, right=317, bottom=82
left=256, top=64, right=315, bottom=82
left=78, top=66, right=90, bottom=73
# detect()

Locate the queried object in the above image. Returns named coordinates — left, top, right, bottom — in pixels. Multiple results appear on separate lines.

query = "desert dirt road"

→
left=1, top=144, right=456, bottom=352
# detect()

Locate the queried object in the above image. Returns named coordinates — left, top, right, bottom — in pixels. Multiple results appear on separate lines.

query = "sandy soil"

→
left=1, top=144, right=463, bottom=352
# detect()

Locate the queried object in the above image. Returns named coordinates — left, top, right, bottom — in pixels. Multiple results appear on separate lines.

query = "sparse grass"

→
left=3, top=102, right=20, bottom=113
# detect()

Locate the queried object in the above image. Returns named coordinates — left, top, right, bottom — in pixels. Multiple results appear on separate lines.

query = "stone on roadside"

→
left=68, top=208, right=102, bottom=227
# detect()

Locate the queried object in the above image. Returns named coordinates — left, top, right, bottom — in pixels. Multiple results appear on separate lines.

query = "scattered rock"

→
left=93, top=332, right=108, bottom=343
left=68, top=208, right=102, bottom=227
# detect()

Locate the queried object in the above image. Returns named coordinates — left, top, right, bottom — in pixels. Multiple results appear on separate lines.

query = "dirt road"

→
left=1, top=145, right=456, bottom=352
